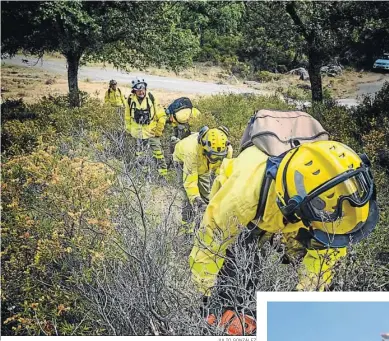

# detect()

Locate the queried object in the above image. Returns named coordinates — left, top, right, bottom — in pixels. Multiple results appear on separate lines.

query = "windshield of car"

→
left=380, top=54, right=389, bottom=60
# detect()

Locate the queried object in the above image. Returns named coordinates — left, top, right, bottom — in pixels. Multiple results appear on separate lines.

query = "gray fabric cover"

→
left=240, top=109, right=329, bottom=156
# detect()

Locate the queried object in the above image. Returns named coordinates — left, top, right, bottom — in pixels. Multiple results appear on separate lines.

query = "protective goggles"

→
left=298, top=166, right=374, bottom=224
left=133, top=83, right=146, bottom=90
left=304, top=200, right=379, bottom=248
left=204, top=150, right=228, bottom=163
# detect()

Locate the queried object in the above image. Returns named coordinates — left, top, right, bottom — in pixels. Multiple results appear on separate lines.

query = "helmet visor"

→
left=205, top=150, right=227, bottom=163
left=133, top=83, right=146, bottom=90
left=309, top=200, right=379, bottom=248
left=301, top=167, right=374, bottom=223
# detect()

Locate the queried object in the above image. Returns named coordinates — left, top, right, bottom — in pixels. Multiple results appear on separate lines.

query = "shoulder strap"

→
left=147, top=92, right=156, bottom=118
left=247, top=155, right=284, bottom=230
left=245, top=171, right=271, bottom=244
left=127, top=96, right=136, bottom=116
left=148, top=92, right=155, bottom=105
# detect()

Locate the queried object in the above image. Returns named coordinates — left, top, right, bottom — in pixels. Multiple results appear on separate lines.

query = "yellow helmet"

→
left=198, top=126, right=230, bottom=163
left=275, top=141, right=378, bottom=247
left=171, top=107, right=201, bottom=125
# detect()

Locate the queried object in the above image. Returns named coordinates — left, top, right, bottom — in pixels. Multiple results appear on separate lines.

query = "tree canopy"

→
left=2, top=1, right=389, bottom=103
left=1, top=1, right=200, bottom=106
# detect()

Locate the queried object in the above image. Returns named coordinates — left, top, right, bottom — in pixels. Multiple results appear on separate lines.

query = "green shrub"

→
left=283, top=85, right=311, bottom=101
left=277, top=65, right=288, bottom=73
left=1, top=146, right=117, bottom=335
left=221, top=56, right=251, bottom=78
left=1, top=96, right=119, bottom=157
left=194, top=94, right=292, bottom=153
left=254, top=70, right=281, bottom=82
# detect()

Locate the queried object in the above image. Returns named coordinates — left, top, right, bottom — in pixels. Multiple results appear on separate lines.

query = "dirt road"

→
left=2, top=55, right=388, bottom=106
left=2, top=55, right=262, bottom=96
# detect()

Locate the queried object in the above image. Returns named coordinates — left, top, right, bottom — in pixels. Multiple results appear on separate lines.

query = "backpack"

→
left=243, top=110, right=330, bottom=248
left=166, top=97, right=193, bottom=124
left=128, top=92, right=156, bottom=125
left=240, top=109, right=329, bottom=156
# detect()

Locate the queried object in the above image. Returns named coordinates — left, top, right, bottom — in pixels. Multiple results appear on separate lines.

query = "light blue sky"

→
left=268, top=302, right=389, bottom=341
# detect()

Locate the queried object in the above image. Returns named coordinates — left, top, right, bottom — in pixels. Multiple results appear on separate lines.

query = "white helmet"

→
left=131, top=77, right=147, bottom=90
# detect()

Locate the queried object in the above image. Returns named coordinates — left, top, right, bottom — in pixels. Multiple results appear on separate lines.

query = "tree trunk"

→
left=65, top=51, right=82, bottom=107
left=308, top=47, right=323, bottom=102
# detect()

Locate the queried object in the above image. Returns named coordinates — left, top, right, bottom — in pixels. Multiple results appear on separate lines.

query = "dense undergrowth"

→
left=1, top=86, right=388, bottom=335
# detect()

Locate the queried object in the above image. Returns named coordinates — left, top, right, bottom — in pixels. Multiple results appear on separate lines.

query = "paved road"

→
left=2, top=55, right=261, bottom=96
left=356, top=76, right=389, bottom=97
left=3, top=55, right=388, bottom=106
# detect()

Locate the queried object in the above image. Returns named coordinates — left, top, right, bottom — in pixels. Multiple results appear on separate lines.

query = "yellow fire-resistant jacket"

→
left=104, top=88, right=126, bottom=107
left=173, top=133, right=233, bottom=204
left=189, top=145, right=347, bottom=296
left=124, top=92, right=166, bottom=139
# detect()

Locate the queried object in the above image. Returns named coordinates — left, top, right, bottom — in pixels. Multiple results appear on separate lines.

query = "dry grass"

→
left=250, top=70, right=387, bottom=98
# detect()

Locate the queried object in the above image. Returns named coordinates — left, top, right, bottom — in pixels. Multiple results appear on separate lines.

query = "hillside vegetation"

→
left=1, top=86, right=388, bottom=335
left=1, top=0, right=389, bottom=336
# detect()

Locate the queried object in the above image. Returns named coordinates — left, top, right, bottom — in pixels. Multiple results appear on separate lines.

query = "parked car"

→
left=373, top=53, right=389, bottom=71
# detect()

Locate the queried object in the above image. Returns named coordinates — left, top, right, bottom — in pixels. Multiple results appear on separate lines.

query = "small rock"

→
left=289, top=67, right=310, bottom=80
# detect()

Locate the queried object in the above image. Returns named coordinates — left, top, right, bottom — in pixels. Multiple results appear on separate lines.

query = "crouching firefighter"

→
left=172, top=126, right=233, bottom=233
left=189, top=110, right=379, bottom=336
left=125, top=77, right=168, bottom=177
left=166, top=97, right=201, bottom=141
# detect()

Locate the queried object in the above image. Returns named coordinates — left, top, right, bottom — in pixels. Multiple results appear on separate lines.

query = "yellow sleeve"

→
left=153, top=99, right=167, bottom=137
left=182, top=154, right=201, bottom=204
left=210, top=158, right=235, bottom=200
left=121, top=91, right=126, bottom=106
left=189, top=166, right=259, bottom=295
left=189, top=146, right=267, bottom=295
left=124, top=103, right=131, bottom=131
left=296, top=247, right=347, bottom=291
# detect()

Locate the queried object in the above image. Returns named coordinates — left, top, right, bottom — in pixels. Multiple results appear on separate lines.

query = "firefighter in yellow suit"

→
left=173, top=126, right=233, bottom=231
left=124, top=77, right=167, bottom=176
left=168, top=106, right=201, bottom=140
left=104, top=79, right=126, bottom=108
left=189, top=141, right=378, bottom=335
